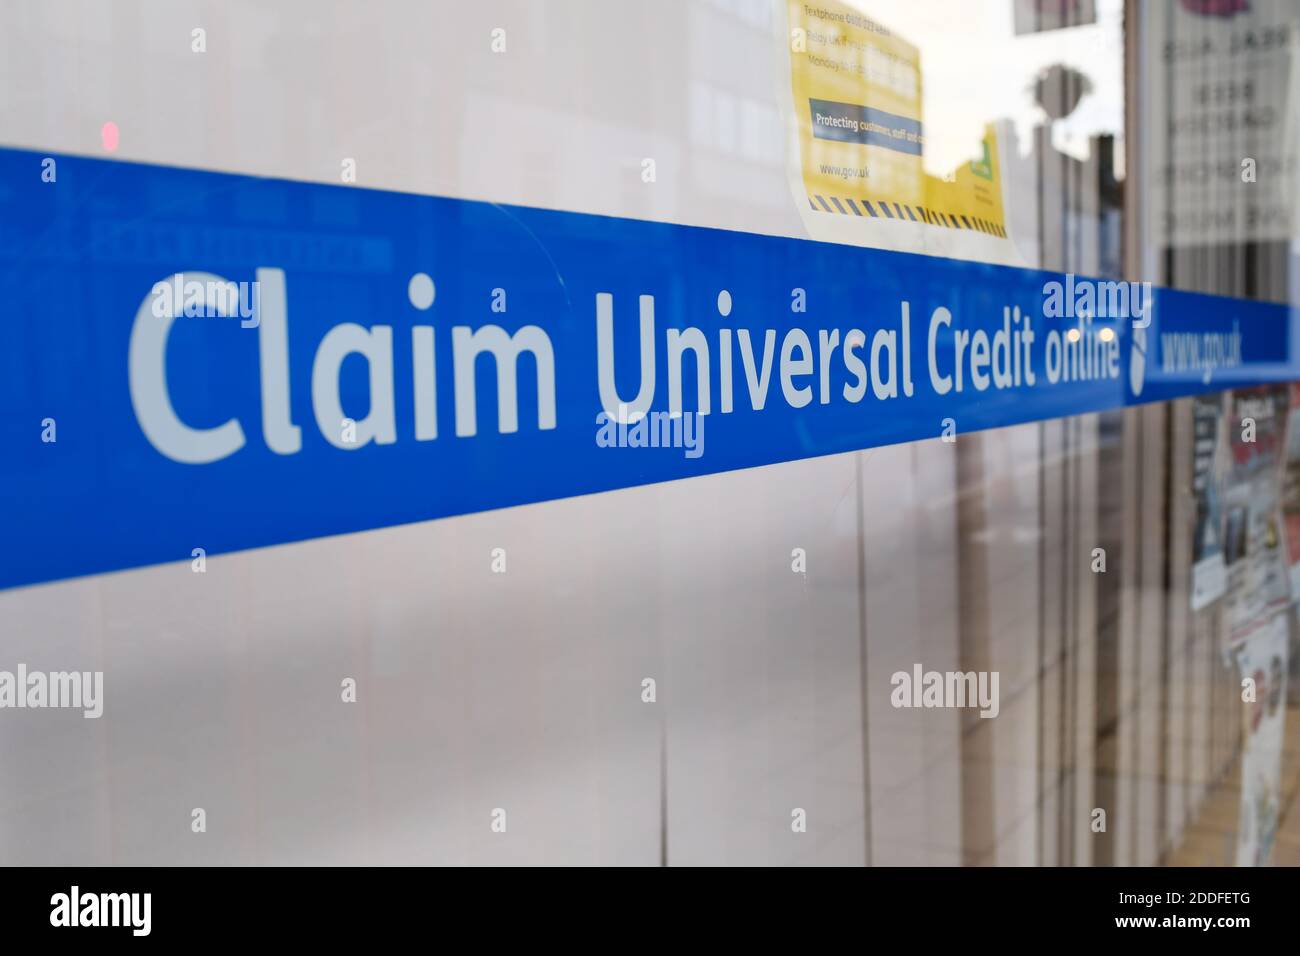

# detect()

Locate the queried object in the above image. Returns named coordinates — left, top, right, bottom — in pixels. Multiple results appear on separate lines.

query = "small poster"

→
left=1142, top=0, right=1300, bottom=248
left=1222, top=386, right=1291, bottom=647
left=1235, top=613, right=1288, bottom=866
left=1279, top=381, right=1300, bottom=598
left=1191, top=392, right=1228, bottom=610
left=785, top=0, right=1008, bottom=240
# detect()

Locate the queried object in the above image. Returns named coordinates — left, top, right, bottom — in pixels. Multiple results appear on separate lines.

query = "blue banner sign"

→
left=0, top=147, right=1294, bottom=590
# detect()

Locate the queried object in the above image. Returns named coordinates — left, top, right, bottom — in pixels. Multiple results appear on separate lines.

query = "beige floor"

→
left=1165, top=707, right=1300, bottom=866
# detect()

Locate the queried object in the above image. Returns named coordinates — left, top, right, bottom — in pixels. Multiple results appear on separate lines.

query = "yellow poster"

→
left=787, top=1, right=1006, bottom=238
